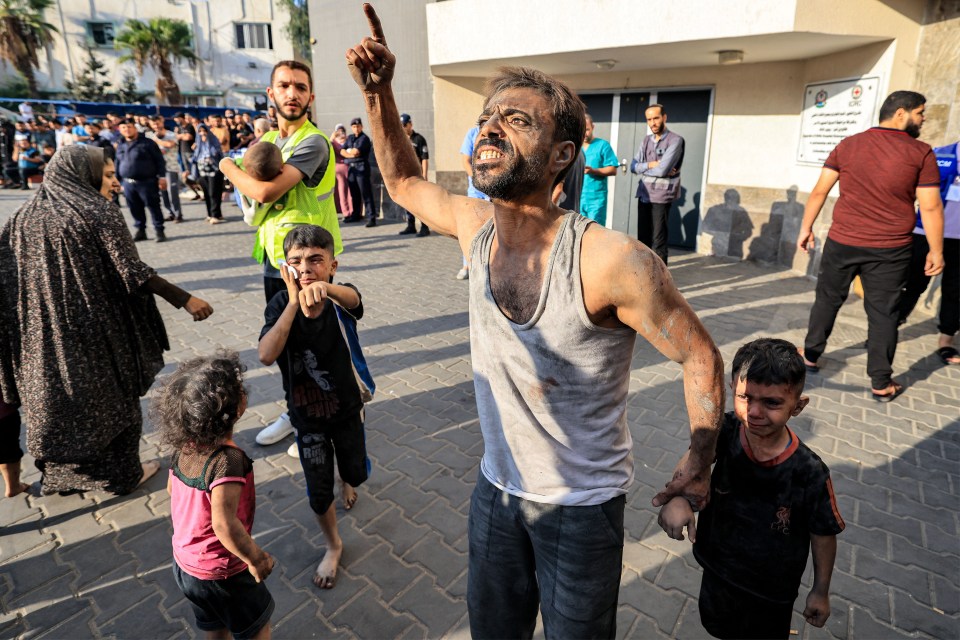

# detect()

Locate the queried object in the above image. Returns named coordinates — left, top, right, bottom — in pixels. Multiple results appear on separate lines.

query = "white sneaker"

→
left=256, top=413, right=294, bottom=445
left=287, top=442, right=299, bottom=459
left=456, top=267, right=469, bottom=280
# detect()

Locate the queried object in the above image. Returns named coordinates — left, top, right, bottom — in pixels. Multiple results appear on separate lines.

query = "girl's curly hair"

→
left=151, top=350, right=247, bottom=455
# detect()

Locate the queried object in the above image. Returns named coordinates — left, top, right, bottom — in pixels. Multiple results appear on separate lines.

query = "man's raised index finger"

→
left=363, top=3, right=387, bottom=44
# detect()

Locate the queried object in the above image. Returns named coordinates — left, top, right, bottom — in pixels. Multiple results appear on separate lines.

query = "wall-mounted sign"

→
left=797, top=76, right=880, bottom=165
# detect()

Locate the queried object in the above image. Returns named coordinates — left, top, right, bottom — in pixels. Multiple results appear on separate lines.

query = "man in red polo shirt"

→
left=797, top=90, right=944, bottom=402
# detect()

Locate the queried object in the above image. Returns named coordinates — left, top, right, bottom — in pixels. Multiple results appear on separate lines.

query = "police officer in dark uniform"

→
left=341, top=117, right=378, bottom=227
left=116, top=118, right=168, bottom=242
left=398, top=113, right=430, bottom=237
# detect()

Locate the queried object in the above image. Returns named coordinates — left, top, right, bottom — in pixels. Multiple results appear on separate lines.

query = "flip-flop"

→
left=871, top=382, right=905, bottom=403
left=936, top=346, right=960, bottom=366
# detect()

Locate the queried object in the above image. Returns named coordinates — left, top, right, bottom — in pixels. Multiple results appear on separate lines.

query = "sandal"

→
left=798, top=348, right=819, bottom=373
left=936, top=346, right=960, bottom=366
left=871, top=381, right=905, bottom=403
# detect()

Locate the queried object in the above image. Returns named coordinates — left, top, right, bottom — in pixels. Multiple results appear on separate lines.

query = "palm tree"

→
left=114, top=17, right=198, bottom=106
left=0, top=0, right=58, bottom=98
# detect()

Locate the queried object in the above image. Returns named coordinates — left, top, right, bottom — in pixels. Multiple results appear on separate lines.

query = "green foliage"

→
left=0, top=71, right=29, bottom=98
left=278, top=0, right=310, bottom=61
left=114, top=17, right=197, bottom=104
left=65, top=45, right=112, bottom=102
left=0, top=0, right=60, bottom=97
left=116, top=71, right=147, bottom=104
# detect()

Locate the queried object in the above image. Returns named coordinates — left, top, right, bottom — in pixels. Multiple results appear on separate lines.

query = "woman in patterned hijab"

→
left=0, top=145, right=214, bottom=496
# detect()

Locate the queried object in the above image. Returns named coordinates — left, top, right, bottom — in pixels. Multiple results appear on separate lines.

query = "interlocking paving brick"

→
left=378, top=476, right=438, bottom=517
left=420, top=469, right=474, bottom=510
left=854, top=548, right=931, bottom=604
left=656, top=553, right=702, bottom=599
left=0, top=542, right=72, bottom=630
left=329, top=587, right=416, bottom=639
left=403, top=532, right=465, bottom=589
left=851, top=606, right=917, bottom=640
left=2, top=193, right=958, bottom=638
left=390, top=575, right=462, bottom=634
left=618, top=570, right=686, bottom=635
left=95, top=590, right=185, bottom=638
left=350, top=544, right=424, bottom=603
left=409, top=498, right=467, bottom=548
left=889, top=536, right=959, bottom=582
left=829, top=569, right=891, bottom=622
left=892, top=589, right=956, bottom=638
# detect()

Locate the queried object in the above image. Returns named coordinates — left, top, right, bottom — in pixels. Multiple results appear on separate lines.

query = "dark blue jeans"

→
left=347, top=166, right=378, bottom=221
left=122, top=179, right=164, bottom=231
left=468, top=473, right=625, bottom=639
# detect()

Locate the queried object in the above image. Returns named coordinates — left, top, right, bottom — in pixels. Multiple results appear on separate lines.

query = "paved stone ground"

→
left=0, top=189, right=957, bottom=639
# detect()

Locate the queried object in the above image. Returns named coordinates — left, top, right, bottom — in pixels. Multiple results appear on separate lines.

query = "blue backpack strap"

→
left=334, top=304, right=376, bottom=401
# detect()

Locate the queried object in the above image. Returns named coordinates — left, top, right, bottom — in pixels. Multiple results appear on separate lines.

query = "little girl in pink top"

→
left=153, top=351, right=275, bottom=640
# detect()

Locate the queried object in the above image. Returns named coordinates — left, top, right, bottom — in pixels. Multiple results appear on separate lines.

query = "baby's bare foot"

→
left=313, top=546, right=342, bottom=589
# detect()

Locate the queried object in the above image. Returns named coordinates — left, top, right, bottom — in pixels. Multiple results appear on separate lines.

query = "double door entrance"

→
left=580, top=89, right=711, bottom=248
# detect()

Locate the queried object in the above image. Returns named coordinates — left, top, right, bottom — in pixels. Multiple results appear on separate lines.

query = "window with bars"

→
left=235, top=23, right=273, bottom=50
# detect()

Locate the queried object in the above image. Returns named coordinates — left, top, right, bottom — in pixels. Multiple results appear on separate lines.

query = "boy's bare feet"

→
left=340, top=480, right=358, bottom=510
left=313, top=544, right=342, bottom=589
left=137, top=460, right=161, bottom=487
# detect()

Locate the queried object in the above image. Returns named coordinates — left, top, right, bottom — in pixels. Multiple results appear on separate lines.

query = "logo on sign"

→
left=815, top=90, right=828, bottom=108
left=851, top=85, right=863, bottom=99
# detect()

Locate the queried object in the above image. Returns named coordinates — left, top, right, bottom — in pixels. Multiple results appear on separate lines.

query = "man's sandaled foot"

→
left=5, top=482, right=30, bottom=498
left=936, top=346, right=960, bottom=366
left=137, top=460, right=161, bottom=487
left=798, top=348, right=819, bottom=373
left=340, top=481, right=358, bottom=510
left=871, top=381, right=905, bottom=403
left=313, top=547, right=341, bottom=589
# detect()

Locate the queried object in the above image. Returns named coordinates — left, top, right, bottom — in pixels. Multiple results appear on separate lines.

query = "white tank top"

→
left=469, top=212, right=637, bottom=506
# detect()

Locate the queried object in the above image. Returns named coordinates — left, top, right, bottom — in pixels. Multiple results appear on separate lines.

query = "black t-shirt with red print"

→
left=693, top=412, right=845, bottom=604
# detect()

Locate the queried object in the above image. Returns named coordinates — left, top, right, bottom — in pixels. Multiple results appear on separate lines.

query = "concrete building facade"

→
left=425, top=0, right=960, bottom=271
left=34, top=0, right=296, bottom=107
left=308, top=0, right=435, bottom=171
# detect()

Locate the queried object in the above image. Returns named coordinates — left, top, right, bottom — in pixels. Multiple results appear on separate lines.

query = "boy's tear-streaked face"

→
left=732, top=377, right=804, bottom=438
left=285, top=246, right=336, bottom=287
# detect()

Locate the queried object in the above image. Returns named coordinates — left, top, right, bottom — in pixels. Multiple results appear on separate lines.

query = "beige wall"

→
left=429, top=0, right=952, bottom=294
left=432, top=76, right=485, bottom=192
left=915, top=1, right=960, bottom=146
left=433, top=40, right=897, bottom=191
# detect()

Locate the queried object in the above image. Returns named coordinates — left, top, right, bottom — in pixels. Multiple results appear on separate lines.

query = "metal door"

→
left=611, top=92, right=650, bottom=236
left=658, top=90, right=711, bottom=249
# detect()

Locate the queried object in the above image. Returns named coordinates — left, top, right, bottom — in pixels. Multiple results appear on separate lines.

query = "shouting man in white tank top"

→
left=347, top=6, right=725, bottom=638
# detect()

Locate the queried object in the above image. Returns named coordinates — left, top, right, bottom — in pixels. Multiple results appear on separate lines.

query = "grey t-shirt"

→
left=263, top=132, right=331, bottom=278
left=274, top=132, right=330, bottom=188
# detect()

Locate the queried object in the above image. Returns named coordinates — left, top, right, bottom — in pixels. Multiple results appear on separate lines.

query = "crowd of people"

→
left=0, top=4, right=956, bottom=639
left=1, top=106, right=357, bottom=241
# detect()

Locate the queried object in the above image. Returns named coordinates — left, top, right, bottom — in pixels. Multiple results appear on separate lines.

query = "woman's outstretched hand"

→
left=184, top=296, right=213, bottom=321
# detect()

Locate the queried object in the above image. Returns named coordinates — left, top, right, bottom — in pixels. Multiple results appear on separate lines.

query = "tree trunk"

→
left=20, top=56, right=41, bottom=99
left=156, top=58, right=182, bottom=106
